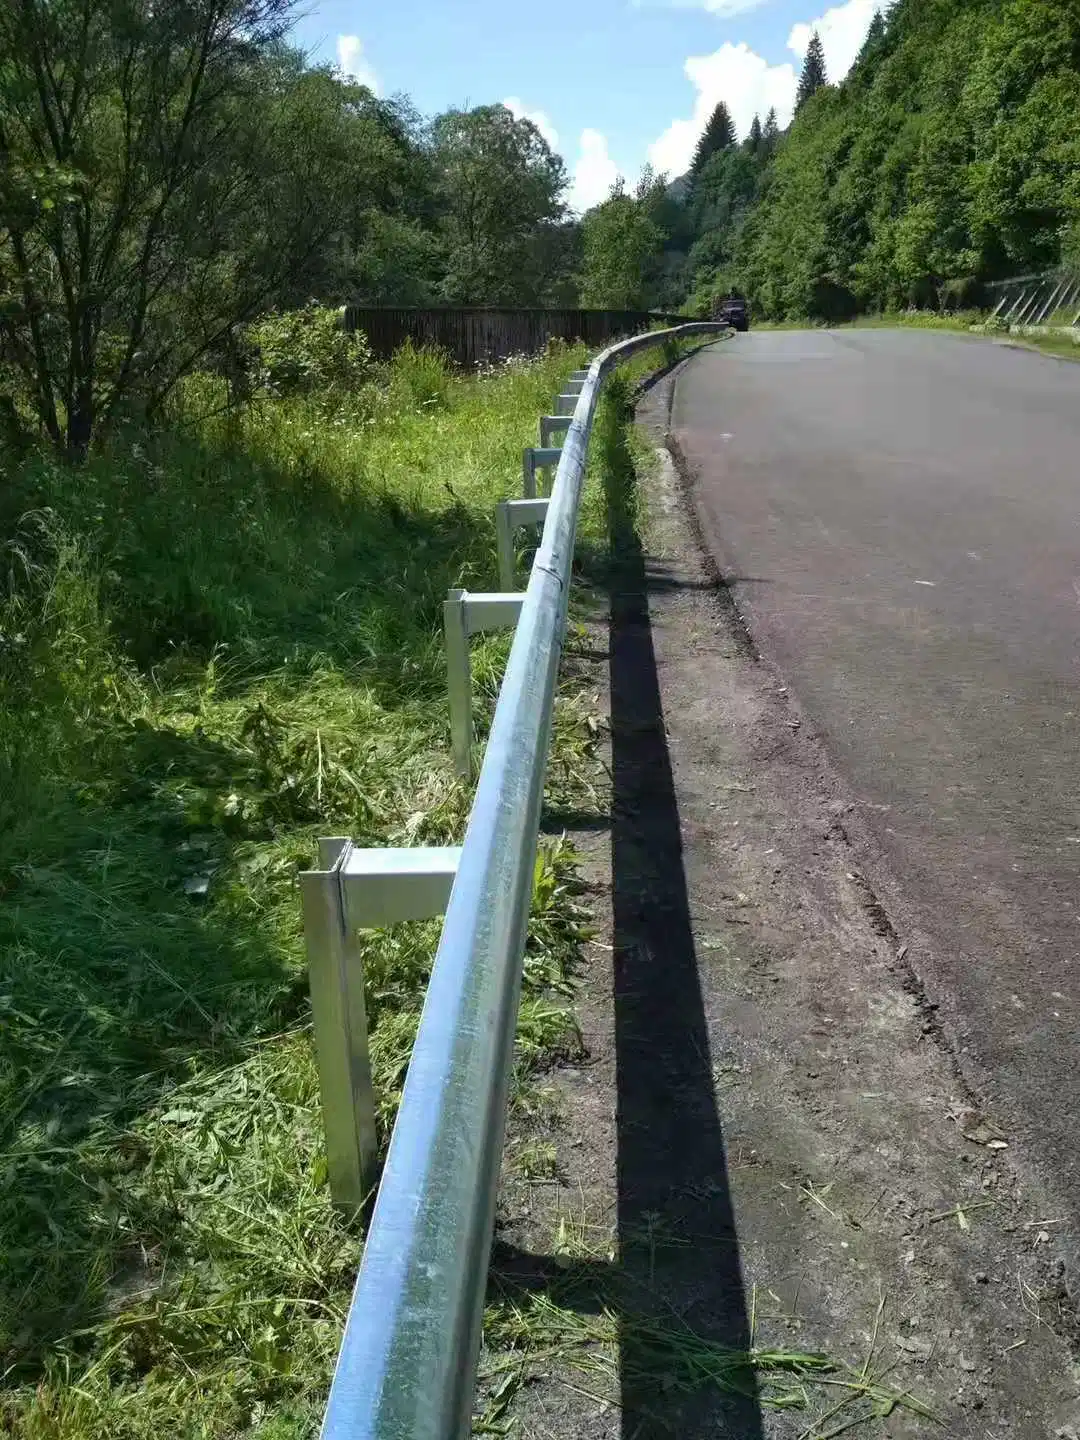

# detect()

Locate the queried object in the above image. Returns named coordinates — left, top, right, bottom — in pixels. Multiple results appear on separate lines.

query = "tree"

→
left=856, top=8, right=887, bottom=66
left=0, top=0, right=357, bottom=458
left=796, top=32, right=828, bottom=111
left=431, top=105, right=567, bottom=305
left=690, top=102, right=736, bottom=180
left=763, top=108, right=780, bottom=153
left=580, top=173, right=666, bottom=309
left=746, top=114, right=763, bottom=155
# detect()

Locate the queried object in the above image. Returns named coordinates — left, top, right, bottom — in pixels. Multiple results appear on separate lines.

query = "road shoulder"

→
left=483, top=356, right=1080, bottom=1440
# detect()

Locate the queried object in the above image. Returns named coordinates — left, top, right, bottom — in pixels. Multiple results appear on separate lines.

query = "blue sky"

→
left=292, top=0, right=884, bottom=211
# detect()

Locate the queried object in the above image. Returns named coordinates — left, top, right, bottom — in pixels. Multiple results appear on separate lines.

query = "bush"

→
left=248, top=304, right=373, bottom=398
left=808, top=278, right=858, bottom=322
left=937, top=276, right=985, bottom=312
left=385, top=339, right=452, bottom=410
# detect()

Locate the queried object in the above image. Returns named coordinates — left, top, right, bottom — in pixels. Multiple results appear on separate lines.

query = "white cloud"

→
left=502, top=96, right=559, bottom=150
left=336, top=35, right=379, bottom=93
left=633, top=0, right=767, bottom=12
left=645, top=0, right=886, bottom=177
left=568, top=129, right=620, bottom=213
left=648, top=43, right=797, bottom=175
left=788, top=0, right=885, bottom=84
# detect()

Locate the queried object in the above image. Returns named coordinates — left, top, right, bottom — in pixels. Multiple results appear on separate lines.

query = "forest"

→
left=633, top=0, right=1080, bottom=320
left=5, top=0, right=1078, bottom=456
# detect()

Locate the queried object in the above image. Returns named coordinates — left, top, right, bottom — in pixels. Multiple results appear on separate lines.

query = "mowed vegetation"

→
left=0, top=330, right=607, bottom=1439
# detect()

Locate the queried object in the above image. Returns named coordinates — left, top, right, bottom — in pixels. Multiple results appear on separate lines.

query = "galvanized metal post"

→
left=522, top=446, right=562, bottom=499
left=444, top=589, right=472, bottom=778
left=495, top=499, right=550, bottom=590
left=300, top=856, right=377, bottom=1215
left=554, top=393, right=578, bottom=416
left=444, top=589, right=527, bottom=777
left=540, top=415, right=571, bottom=447
left=495, top=503, right=515, bottom=593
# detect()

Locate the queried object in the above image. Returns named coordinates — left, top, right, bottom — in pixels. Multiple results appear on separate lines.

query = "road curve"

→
left=672, top=328, right=1080, bottom=1214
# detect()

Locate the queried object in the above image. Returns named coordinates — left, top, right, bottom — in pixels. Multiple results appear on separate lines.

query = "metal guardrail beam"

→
left=318, top=321, right=724, bottom=1440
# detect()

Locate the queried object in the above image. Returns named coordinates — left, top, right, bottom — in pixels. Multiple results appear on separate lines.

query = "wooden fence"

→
left=341, top=307, right=684, bottom=368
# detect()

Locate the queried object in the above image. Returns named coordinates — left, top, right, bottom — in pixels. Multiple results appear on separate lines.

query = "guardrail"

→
left=984, top=271, right=1080, bottom=328
left=302, top=321, right=725, bottom=1440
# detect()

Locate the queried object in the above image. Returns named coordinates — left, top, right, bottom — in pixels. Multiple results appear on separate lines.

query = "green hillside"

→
left=667, top=0, right=1080, bottom=320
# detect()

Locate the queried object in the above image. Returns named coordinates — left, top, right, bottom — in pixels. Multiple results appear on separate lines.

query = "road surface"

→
left=673, top=328, right=1080, bottom=1215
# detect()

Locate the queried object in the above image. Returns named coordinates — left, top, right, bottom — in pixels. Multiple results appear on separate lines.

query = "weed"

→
left=0, top=340, right=599, bottom=1437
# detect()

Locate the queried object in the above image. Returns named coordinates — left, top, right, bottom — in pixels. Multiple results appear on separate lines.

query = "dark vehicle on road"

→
left=713, top=293, right=749, bottom=331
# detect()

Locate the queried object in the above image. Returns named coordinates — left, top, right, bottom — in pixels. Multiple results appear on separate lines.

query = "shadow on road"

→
left=485, top=377, right=763, bottom=1437
left=602, top=377, right=765, bottom=1438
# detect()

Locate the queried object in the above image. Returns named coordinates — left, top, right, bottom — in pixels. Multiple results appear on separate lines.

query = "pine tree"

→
left=796, top=32, right=827, bottom=111
left=762, top=107, right=780, bottom=156
left=690, top=101, right=736, bottom=179
left=856, top=8, right=886, bottom=66
left=746, top=113, right=763, bottom=155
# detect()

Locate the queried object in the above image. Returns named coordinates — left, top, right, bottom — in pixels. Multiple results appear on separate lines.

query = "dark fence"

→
left=341, top=307, right=685, bottom=368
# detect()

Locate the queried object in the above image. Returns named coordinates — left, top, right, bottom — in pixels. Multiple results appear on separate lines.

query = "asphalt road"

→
left=673, top=328, right=1080, bottom=1211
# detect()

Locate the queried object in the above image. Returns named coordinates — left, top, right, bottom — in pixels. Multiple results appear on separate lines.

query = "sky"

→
left=294, top=0, right=886, bottom=214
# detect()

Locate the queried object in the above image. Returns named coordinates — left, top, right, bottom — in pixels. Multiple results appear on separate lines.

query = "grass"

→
left=990, top=327, right=1080, bottom=361
left=481, top=1285, right=933, bottom=1437
left=0, top=328, right=712, bottom=1438
left=0, top=338, right=611, bottom=1438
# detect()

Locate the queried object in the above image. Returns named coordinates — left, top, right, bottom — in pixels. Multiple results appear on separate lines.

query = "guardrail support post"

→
left=445, top=588, right=527, bottom=777
left=445, top=589, right=472, bottom=777
left=522, top=445, right=562, bottom=499
left=300, top=853, right=378, bottom=1215
left=554, top=393, right=578, bottom=416
left=301, top=842, right=464, bottom=1212
left=540, top=415, right=571, bottom=447
left=496, top=498, right=551, bottom=590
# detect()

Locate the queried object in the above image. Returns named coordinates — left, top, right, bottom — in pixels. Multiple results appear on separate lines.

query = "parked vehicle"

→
left=713, top=293, right=750, bottom=331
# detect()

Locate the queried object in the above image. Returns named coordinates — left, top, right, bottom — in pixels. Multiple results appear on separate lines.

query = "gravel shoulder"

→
left=485, top=356, right=1080, bottom=1440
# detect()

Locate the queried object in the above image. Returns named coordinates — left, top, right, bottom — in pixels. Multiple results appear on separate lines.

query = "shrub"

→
left=248, top=304, right=373, bottom=398
left=385, top=339, right=452, bottom=410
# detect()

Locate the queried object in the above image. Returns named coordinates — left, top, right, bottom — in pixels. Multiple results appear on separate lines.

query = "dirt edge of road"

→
left=485, top=354, right=1080, bottom=1440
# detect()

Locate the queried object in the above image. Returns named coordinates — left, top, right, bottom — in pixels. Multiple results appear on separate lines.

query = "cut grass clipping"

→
left=480, top=1290, right=933, bottom=1439
left=0, top=338, right=612, bottom=1438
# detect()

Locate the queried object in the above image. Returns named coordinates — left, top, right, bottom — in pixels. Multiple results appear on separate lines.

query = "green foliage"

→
left=690, top=102, right=736, bottom=180
left=0, top=1, right=371, bottom=456
left=796, top=31, right=829, bottom=111
left=248, top=307, right=373, bottom=399
left=430, top=105, right=569, bottom=305
left=0, top=16, right=583, bottom=460
left=734, top=0, right=1080, bottom=320
left=0, top=337, right=601, bottom=1437
left=580, top=173, right=665, bottom=310
left=631, top=0, right=1080, bottom=323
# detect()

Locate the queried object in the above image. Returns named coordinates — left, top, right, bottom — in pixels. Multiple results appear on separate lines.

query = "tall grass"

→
left=0, top=341, right=593, bottom=1439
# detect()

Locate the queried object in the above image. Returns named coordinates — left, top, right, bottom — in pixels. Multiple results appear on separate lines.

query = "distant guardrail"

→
left=983, top=271, right=1080, bottom=328
left=303, top=320, right=726, bottom=1440
left=340, top=305, right=686, bottom=367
